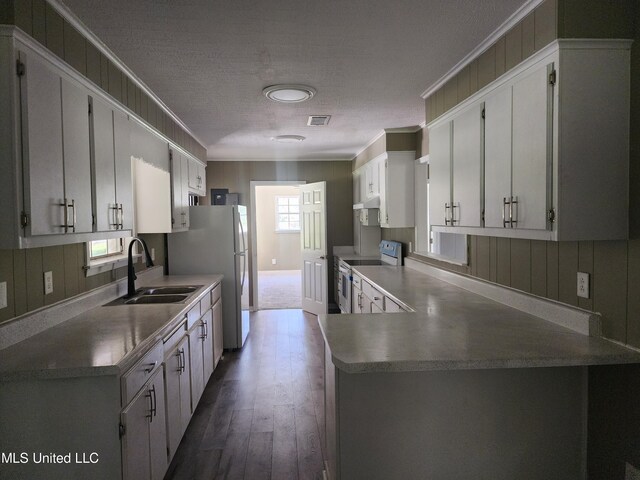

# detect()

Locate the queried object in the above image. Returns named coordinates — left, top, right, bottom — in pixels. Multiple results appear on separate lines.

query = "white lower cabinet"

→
left=164, top=330, right=191, bottom=459
left=213, top=297, right=224, bottom=367
left=121, top=366, right=168, bottom=480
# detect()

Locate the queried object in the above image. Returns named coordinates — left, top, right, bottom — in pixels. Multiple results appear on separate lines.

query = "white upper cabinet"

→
left=428, top=122, right=452, bottom=227
left=510, top=62, right=552, bottom=231
left=19, top=49, right=92, bottom=238
left=484, top=87, right=512, bottom=228
left=451, top=103, right=483, bottom=227
left=91, top=96, right=133, bottom=233
left=379, top=151, right=415, bottom=228
left=428, top=39, right=631, bottom=241
left=187, top=158, right=206, bottom=196
left=364, top=159, right=380, bottom=199
left=170, top=148, right=190, bottom=231
left=19, top=49, right=66, bottom=237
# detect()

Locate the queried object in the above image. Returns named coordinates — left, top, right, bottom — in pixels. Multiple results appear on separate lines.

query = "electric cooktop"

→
left=344, top=259, right=384, bottom=266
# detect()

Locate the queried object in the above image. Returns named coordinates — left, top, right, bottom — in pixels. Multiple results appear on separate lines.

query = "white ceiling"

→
left=60, top=0, right=528, bottom=160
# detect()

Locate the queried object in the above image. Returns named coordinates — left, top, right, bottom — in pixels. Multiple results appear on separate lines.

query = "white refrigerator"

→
left=168, top=205, right=250, bottom=349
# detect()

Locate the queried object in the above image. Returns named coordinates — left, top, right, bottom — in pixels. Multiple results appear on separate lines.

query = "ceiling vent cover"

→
left=307, top=115, right=331, bottom=126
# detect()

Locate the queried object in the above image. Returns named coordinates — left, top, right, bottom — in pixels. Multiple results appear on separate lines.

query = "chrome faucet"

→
left=127, top=237, right=154, bottom=298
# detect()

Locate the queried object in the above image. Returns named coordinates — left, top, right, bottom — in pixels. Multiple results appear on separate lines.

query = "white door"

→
left=300, top=181, right=328, bottom=315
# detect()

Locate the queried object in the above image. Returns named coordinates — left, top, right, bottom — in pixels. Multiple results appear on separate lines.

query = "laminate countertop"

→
left=0, top=274, right=223, bottom=381
left=319, top=265, right=640, bottom=373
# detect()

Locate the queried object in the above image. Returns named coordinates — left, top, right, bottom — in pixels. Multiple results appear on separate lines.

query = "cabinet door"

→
left=61, top=77, right=92, bottom=233
left=511, top=62, right=552, bottom=231
left=365, top=160, right=380, bottom=198
left=452, top=103, right=482, bottom=227
left=91, top=96, right=117, bottom=232
left=201, top=309, right=214, bottom=383
left=428, top=122, right=452, bottom=227
left=20, top=51, right=65, bottom=236
left=189, top=326, right=205, bottom=407
left=484, top=87, right=512, bottom=228
left=121, top=382, right=152, bottom=480
left=164, top=336, right=190, bottom=460
left=114, top=108, right=133, bottom=230
left=212, top=299, right=223, bottom=367
left=187, top=158, right=205, bottom=194
left=148, top=371, right=168, bottom=480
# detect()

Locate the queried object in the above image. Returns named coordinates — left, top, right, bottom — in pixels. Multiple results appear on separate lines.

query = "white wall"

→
left=255, top=185, right=301, bottom=271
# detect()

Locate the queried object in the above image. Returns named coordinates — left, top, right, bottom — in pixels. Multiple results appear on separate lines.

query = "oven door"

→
left=338, top=263, right=352, bottom=313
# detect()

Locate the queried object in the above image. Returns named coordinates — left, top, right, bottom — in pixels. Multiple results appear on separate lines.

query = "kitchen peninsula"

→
left=320, top=260, right=640, bottom=480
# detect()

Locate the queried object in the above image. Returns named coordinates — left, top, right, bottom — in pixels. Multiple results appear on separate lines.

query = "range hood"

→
left=353, top=196, right=380, bottom=210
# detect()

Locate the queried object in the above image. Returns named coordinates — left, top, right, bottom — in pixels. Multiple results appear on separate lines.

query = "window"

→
left=275, top=195, right=300, bottom=232
left=89, top=238, right=125, bottom=259
left=85, top=237, right=138, bottom=277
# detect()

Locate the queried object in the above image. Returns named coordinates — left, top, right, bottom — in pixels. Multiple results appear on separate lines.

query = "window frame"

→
left=274, top=195, right=301, bottom=233
left=84, top=236, right=141, bottom=277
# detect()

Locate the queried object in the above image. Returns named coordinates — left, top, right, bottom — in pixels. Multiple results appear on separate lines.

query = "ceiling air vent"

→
left=307, top=115, right=331, bottom=126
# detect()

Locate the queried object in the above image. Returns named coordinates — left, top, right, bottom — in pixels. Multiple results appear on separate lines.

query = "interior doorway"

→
left=250, top=181, right=305, bottom=310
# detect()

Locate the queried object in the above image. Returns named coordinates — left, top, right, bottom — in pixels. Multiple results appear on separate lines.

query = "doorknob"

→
left=319, top=256, right=326, bottom=260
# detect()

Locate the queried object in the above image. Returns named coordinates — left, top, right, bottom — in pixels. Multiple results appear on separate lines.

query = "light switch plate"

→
left=0, top=281, right=7, bottom=309
left=44, top=271, right=53, bottom=295
left=577, top=272, right=589, bottom=299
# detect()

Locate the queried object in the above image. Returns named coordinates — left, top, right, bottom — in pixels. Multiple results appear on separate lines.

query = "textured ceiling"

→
left=60, top=0, right=527, bottom=160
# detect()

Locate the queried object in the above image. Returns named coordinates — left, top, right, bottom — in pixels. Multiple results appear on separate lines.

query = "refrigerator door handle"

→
left=238, top=213, right=246, bottom=253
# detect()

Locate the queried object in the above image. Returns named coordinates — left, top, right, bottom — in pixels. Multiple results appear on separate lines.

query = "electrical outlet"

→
left=271, top=258, right=277, bottom=265
left=577, top=272, right=589, bottom=299
left=0, top=281, right=7, bottom=309
left=44, top=271, right=53, bottom=295
left=151, top=248, right=155, bottom=261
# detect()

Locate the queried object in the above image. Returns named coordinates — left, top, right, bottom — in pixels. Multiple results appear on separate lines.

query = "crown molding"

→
left=420, top=0, right=545, bottom=99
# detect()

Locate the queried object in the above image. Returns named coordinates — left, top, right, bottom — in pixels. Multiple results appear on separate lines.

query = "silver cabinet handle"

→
left=59, top=198, right=76, bottom=232
left=118, top=203, right=124, bottom=229
left=147, top=384, right=157, bottom=422
left=444, top=203, right=451, bottom=225
left=144, top=361, right=157, bottom=373
left=451, top=203, right=459, bottom=225
left=373, top=296, right=381, bottom=301
left=180, top=348, right=186, bottom=373
left=176, top=349, right=183, bottom=373
left=510, top=196, right=518, bottom=227
left=200, top=321, right=208, bottom=340
left=502, top=197, right=509, bottom=227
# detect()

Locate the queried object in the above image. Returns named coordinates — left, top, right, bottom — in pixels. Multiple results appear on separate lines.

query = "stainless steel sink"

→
left=124, top=294, right=188, bottom=305
left=141, top=286, right=200, bottom=295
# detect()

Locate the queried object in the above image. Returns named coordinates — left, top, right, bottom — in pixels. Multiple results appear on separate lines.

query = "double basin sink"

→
left=105, top=286, right=202, bottom=306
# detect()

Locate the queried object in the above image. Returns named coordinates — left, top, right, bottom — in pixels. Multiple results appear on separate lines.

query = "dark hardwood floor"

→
left=164, top=309, right=326, bottom=480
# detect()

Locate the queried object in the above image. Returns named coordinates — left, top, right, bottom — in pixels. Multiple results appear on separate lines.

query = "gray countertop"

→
left=319, top=265, right=640, bottom=373
left=0, top=274, right=222, bottom=380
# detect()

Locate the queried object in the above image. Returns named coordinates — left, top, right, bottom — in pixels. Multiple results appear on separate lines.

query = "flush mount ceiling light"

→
left=272, top=135, right=306, bottom=143
left=263, top=84, right=316, bottom=103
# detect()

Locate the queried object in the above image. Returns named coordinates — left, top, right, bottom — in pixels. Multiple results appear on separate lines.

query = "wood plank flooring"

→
left=164, top=309, right=326, bottom=480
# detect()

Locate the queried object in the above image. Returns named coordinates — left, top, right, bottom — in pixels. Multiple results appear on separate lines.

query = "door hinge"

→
left=548, top=208, right=556, bottom=223
left=549, top=70, right=556, bottom=86
left=119, top=423, right=126, bottom=438
left=481, top=209, right=485, bottom=223
left=20, top=212, right=30, bottom=227
left=481, top=108, right=485, bottom=119
left=169, top=150, right=173, bottom=161
left=88, top=101, right=92, bottom=115
left=16, top=60, right=25, bottom=77
left=92, top=214, right=96, bottom=226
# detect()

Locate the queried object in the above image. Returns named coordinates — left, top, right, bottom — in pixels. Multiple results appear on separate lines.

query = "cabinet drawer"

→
left=163, top=320, right=187, bottom=355
left=186, top=301, right=201, bottom=330
left=200, top=288, right=212, bottom=312
left=211, top=283, right=221, bottom=305
left=384, top=296, right=402, bottom=313
left=352, top=273, right=362, bottom=290
left=121, top=341, right=163, bottom=406
left=362, top=280, right=384, bottom=311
